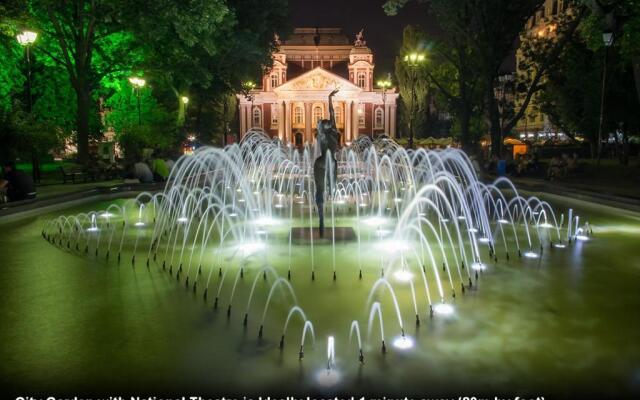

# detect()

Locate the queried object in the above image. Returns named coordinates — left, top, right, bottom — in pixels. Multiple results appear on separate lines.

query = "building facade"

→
left=515, top=0, right=569, bottom=138
left=237, top=28, right=398, bottom=145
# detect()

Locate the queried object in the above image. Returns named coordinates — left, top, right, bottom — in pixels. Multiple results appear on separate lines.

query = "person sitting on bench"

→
left=1, top=161, right=36, bottom=202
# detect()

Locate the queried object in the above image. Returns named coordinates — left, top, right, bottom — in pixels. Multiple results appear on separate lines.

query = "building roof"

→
left=282, top=28, right=351, bottom=46
left=274, top=67, right=362, bottom=95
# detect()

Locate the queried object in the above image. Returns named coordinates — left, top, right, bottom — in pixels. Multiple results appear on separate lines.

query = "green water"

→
left=1, top=195, right=640, bottom=397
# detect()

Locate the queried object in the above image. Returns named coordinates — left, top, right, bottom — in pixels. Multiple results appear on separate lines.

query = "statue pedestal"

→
left=290, top=227, right=356, bottom=243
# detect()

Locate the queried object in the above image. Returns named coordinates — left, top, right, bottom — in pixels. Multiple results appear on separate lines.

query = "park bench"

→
left=59, top=166, right=88, bottom=184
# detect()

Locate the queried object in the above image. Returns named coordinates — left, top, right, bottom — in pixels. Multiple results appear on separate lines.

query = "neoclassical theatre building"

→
left=237, top=28, right=399, bottom=145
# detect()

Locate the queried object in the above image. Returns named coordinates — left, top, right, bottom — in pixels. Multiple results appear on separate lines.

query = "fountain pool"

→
left=2, top=132, right=639, bottom=397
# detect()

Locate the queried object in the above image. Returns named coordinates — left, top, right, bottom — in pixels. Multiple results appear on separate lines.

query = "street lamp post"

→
left=180, top=95, right=189, bottom=127
left=377, top=74, right=392, bottom=136
left=17, top=30, right=39, bottom=182
left=129, top=77, right=146, bottom=125
left=597, top=31, right=614, bottom=165
left=403, top=52, right=425, bottom=149
left=241, top=81, right=256, bottom=142
left=16, top=31, right=37, bottom=112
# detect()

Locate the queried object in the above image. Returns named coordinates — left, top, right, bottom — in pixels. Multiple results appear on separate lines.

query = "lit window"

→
left=252, top=107, right=262, bottom=127
left=271, top=104, right=278, bottom=125
left=313, top=105, right=323, bottom=123
left=374, top=107, right=384, bottom=129
left=294, top=106, right=303, bottom=125
left=271, top=74, right=278, bottom=88
left=335, top=104, right=343, bottom=126
left=358, top=104, right=365, bottom=127
left=357, top=73, right=366, bottom=88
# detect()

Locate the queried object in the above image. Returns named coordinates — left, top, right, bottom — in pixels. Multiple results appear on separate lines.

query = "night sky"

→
left=288, top=0, right=437, bottom=75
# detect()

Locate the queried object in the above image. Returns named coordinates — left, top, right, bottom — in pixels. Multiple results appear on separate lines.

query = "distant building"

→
left=515, top=0, right=569, bottom=139
left=237, top=28, right=398, bottom=146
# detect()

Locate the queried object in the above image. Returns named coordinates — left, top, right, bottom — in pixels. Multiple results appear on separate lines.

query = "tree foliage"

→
left=385, top=0, right=588, bottom=155
left=0, top=0, right=289, bottom=165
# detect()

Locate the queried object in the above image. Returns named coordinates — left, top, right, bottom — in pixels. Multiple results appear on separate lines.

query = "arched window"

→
left=271, top=104, right=278, bottom=125
left=358, top=104, right=365, bottom=127
left=313, top=105, right=323, bottom=123
left=357, top=73, right=366, bottom=88
left=334, top=104, right=343, bottom=126
left=271, top=73, right=279, bottom=88
left=374, top=107, right=384, bottom=129
left=252, top=107, right=262, bottom=127
left=294, top=106, right=303, bottom=125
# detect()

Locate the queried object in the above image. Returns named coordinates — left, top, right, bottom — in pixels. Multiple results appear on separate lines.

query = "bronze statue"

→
left=314, top=89, right=340, bottom=237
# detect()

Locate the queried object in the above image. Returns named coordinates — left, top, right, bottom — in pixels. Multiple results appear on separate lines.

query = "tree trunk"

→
left=633, top=56, right=640, bottom=106
left=459, top=106, right=472, bottom=153
left=487, top=84, right=502, bottom=157
left=621, top=131, right=629, bottom=166
left=76, top=84, right=91, bottom=165
left=589, top=141, right=596, bottom=159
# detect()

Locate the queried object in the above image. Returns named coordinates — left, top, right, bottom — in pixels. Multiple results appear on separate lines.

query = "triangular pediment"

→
left=274, top=67, right=362, bottom=93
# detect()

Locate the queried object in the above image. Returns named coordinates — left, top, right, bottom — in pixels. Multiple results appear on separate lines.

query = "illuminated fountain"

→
left=41, top=129, right=588, bottom=383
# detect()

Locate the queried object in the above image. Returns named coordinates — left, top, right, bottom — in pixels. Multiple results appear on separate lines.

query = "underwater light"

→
left=393, top=197, right=402, bottom=203
left=274, top=204, right=284, bottom=208
left=433, top=302, right=455, bottom=316
left=393, top=270, right=413, bottom=282
left=538, top=222, right=553, bottom=228
left=471, top=262, right=486, bottom=271
left=177, top=216, right=189, bottom=223
left=375, top=228, right=391, bottom=238
left=238, top=198, right=245, bottom=203
left=478, top=237, right=490, bottom=243
left=134, top=221, right=145, bottom=227
left=498, top=219, right=510, bottom=224
left=554, top=243, right=566, bottom=248
left=523, top=251, right=539, bottom=258
left=380, top=239, right=410, bottom=253
left=457, top=215, right=466, bottom=220
left=359, top=203, right=368, bottom=207
left=363, top=216, right=387, bottom=226
left=334, top=199, right=346, bottom=205
left=576, top=235, right=589, bottom=241
left=238, top=242, right=266, bottom=256
left=392, top=335, right=414, bottom=350
left=86, top=227, right=100, bottom=232
left=255, top=216, right=279, bottom=226
left=100, top=212, right=114, bottom=218
left=468, top=228, right=478, bottom=233
left=228, top=213, right=237, bottom=217
left=315, top=368, right=341, bottom=386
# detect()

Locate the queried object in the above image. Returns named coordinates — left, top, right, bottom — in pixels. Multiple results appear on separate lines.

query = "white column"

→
left=284, top=101, right=292, bottom=144
left=304, top=102, right=312, bottom=143
left=278, top=101, right=285, bottom=140
left=239, top=104, right=246, bottom=137
left=390, top=105, right=397, bottom=138
left=384, top=103, right=390, bottom=134
left=246, top=105, right=252, bottom=131
left=345, top=101, right=352, bottom=143
left=352, top=101, right=359, bottom=139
